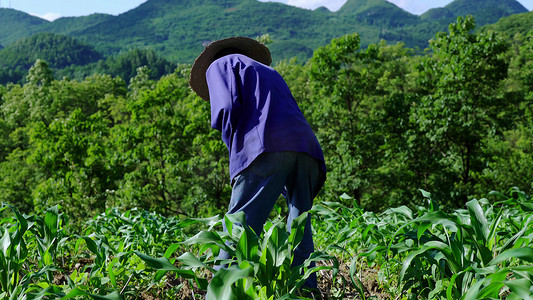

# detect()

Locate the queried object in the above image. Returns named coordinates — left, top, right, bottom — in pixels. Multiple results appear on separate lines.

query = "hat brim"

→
left=189, top=37, right=272, bottom=101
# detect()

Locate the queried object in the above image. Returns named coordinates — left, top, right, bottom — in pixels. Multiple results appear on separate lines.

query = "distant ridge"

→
left=0, top=0, right=530, bottom=68
left=422, top=0, right=527, bottom=25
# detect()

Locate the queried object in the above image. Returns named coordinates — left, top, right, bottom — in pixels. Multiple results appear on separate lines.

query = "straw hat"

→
left=189, top=37, right=272, bottom=101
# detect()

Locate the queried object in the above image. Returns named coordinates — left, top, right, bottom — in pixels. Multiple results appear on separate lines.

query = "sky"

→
left=1, top=0, right=532, bottom=21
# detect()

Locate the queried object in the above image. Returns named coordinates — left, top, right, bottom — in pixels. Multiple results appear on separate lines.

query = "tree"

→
left=308, top=34, right=418, bottom=209
left=413, top=15, right=510, bottom=205
left=109, top=66, right=230, bottom=217
left=479, top=31, right=533, bottom=196
left=29, top=109, right=114, bottom=220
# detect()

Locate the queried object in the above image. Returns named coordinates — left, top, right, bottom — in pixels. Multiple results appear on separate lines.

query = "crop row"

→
left=1, top=188, right=532, bottom=299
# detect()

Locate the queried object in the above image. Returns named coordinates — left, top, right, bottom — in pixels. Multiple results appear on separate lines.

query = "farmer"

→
left=189, top=36, right=326, bottom=290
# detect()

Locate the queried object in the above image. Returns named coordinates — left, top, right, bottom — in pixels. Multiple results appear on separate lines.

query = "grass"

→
left=1, top=187, right=532, bottom=299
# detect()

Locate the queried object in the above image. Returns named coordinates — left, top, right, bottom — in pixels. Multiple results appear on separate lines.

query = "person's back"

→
left=207, top=53, right=325, bottom=182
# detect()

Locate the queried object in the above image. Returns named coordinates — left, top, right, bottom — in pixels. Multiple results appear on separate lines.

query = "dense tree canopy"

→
left=0, top=16, right=531, bottom=225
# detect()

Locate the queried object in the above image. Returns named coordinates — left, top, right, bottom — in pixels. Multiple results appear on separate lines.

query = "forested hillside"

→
left=0, top=0, right=530, bottom=86
left=0, top=33, right=102, bottom=84
left=1, top=15, right=531, bottom=220
left=421, top=0, right=527, bottom=25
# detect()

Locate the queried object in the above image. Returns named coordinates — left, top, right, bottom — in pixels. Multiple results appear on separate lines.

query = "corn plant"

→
left=312, top=194, right=411, bottom=297
left=0, top=203, right=36, bottom=298
left=389, top=189, right=533, bottom=299
left=134, top=211, right=339, bottom=299
left=27, top=205, right=68, bottom=283
left=82, top=209, right=221, bottom=298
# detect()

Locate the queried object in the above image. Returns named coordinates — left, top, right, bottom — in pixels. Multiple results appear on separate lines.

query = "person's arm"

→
left=206, top=58, right=242, bottom=145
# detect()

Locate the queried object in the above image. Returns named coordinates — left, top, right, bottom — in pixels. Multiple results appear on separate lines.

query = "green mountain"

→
left=70, top=0, right=347, bottom=62
left=39, top=14, right=115, bottom=36
left=481, top=10, right=533, bottom=37
left=0, top=8, right=48, bottom=45
left=421, top=0, right=527, bottom=27
left=0, top=0, right=530, bottom=85
left=0, top=32, right=102, bottom=69
left=337, top=0, right=419, bottom=27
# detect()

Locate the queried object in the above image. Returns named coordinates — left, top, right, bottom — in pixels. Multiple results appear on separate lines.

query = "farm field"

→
left=1, top=188, right=532, bottom=299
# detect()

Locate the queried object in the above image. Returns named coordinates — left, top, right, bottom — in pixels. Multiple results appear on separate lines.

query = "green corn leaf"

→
left=471, top=265, right=501, bottom=275
left=266, top=222, right=290, bottom=267
left=504, top=278, right=533, bottom=300
left=207, top=266, right=254, bottom=300
left=23, top=285, right=65, bottom=300
left=463, top=276, right=489, bottom=300
left=428, top=279, right=444, bottom=299
left=108, top=258, right=117, bottom=289
left=134, top=251, right=179, bottom=271
left=459, top=224, right=493, bottom=266
left=183, top=231, right=226, bottom=248
left=488, top=190, right=507, bottom=200
left=349, top=256, right=367, bottom=300
left=476, top=268, right=510, bottom=298
left=259, top=222, right=276, bottom=284
left=447, top=266, right=474, bottom=299
left=43, top=249, right=53, bottom=266
left=44, top=206, right=60, bottom=237
left=414, top=211, right=458, bottom=231
left=177, top=215, right=221, bottom=230
left=225, top=212, right=248, bottom=235
left=361, top=224, right=376, bottom=241
left=489, top=247, right=533, bottom=266
left=399, top=240, right=455, bottom=283
left=62, top=288, right=124, bottom=300
left=163, top=243, right=181, bottom=259
left=339, top=193, right=353, bottom=200
left=520, top=202, right=533, bottom=212
left=477, top=281, right=506, bottom=299
left=76, top=235, right=100, bottom=258
left=236, top=226, right=259, bottom=263
left=466, top=199, right=489, bottom=244
left=486, top=212, right=503, bottom=251
left=7, top=205, right=29, bottom=236
left=417, top=222, right=432, bottom=241
left=500, top=216, right=532, bottom=253
left=288, top=212, right=308, bottom=250
left=134, top=251, right=197, bottom=278
left=388, top=206, right=413, bottom=220
left=1, top=228, right=11, bottom=256
left=419, top=189, right=432, bottom=198
left=177, top=252, right=211, bottom=269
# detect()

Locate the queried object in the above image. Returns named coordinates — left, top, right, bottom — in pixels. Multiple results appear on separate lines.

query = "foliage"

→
left=1, top=187, right=532, bottom=299
left=0, top=201, right=338, bottom=299
left=307, top=33, right=421, bottom=209
left=0, top=33, right=102, bottom=84
left=412, top=15, right=511, bottom=206
left=313, top=189, right=533, bottom=299
left=301, top=16, right=532, bottom=210
left=0, top=16, right=532, bottom=221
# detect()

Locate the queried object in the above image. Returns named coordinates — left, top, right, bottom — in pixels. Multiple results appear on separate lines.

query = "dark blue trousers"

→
left=218, top=151, right=323, bottom=288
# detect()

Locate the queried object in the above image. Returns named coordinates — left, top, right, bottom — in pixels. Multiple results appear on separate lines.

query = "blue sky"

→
left=2, top=0, right=532, bottom=21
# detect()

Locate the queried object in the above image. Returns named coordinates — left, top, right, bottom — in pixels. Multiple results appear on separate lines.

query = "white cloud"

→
left=286, top=0, right=346, bottom=11
left=386, top=0, right=452, bottom=15
left=30, top=12, right=62, bottom=21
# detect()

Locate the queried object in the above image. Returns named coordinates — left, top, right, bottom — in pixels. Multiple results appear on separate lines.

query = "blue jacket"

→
left=206, top=54, right=326, bottom=182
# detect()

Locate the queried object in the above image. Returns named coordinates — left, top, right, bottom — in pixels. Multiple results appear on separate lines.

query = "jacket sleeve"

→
left=206, top=60, right=242, bottom=147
